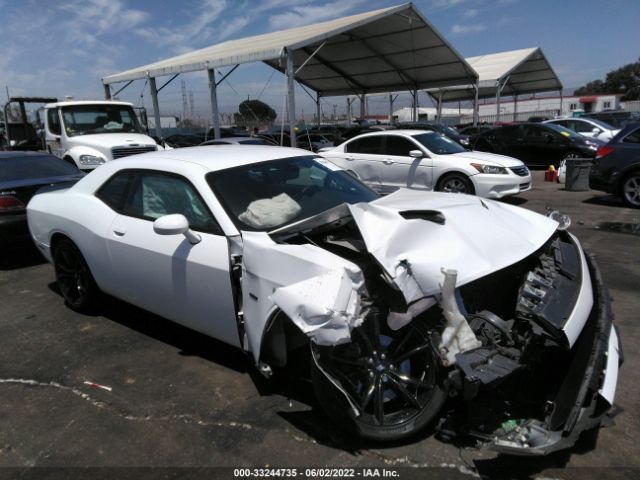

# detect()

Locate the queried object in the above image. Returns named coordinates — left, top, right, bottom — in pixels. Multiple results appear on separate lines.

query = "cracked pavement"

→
left=0, top=171, right=638, bottom=478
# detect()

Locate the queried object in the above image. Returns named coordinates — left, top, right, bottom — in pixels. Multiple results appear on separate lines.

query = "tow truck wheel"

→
left=311, top=312, right=447, bottom=441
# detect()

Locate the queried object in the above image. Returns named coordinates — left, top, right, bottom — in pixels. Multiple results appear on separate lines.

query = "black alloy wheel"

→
left=53, top=238, right=99, bottom=311
left=311, top=310, right=447, bottom=441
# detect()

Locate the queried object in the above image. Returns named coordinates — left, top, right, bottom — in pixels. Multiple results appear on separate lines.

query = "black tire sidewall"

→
left=53, top=238, right=99, bottom=312
left=621, top=171, right=640, bottom=208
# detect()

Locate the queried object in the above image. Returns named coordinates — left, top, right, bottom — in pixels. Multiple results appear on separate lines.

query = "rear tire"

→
left=53, top=238, right=100, bottom=312
left=436, top=173, right=475, bottom=195
left=310, top=312, right=447, bottom=441
left=621, top=171, right=640, bottom=208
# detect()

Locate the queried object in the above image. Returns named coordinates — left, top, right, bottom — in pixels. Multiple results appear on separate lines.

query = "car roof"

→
left=113, top=145, right=316, bottom=172
left=0, top=151, right=56, bottom=159
left=45, top=100, right=133, bottom=108
left=349, top=129, right=436, bottom=138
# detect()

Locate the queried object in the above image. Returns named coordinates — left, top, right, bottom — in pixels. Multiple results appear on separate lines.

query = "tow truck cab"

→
left=44, top=100, right=159, bottom=171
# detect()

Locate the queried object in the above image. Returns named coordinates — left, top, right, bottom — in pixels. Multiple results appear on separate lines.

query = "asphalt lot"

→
left=0, top=171, right=638, bottom=479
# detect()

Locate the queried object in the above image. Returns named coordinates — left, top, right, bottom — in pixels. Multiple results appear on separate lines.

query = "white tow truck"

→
left=44, top=100, right=162, bottom=171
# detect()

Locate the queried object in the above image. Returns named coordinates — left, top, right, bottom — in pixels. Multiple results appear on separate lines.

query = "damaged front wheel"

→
left=311, top=311, right=447, bottom=441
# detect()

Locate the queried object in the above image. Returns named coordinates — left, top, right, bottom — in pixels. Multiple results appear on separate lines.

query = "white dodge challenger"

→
left=27, top=146, right=620, bottom=455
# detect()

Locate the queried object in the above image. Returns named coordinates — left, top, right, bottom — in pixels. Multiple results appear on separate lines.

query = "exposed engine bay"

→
left=239, top=190, right=620, bottom=455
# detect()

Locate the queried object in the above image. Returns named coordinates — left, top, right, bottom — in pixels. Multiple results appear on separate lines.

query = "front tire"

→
left=436, top=173, right=475, bottom=195
left=53, top=238, right=100, bottom=312
left=311, top=311, right=447, bottom=441
left=621, top=171, right=640, bottom=208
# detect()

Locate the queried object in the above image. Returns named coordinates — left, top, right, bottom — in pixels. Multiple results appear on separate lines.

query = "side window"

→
left=525, top=125, right=545, bottom=137
left=124, top=172, right=221, bottom=235
left=95, top=172, right=134, bottom=212
left=47, top=109, right=61, bottom=135
left=573, top=120, right=594, bottom=133
left=384, top=136, right=417, bottom=156
left=623, top=128, right=640, bottom=144
left=345, top=136, right=383, bottom=154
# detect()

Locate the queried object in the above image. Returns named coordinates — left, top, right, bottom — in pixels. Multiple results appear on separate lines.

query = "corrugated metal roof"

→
left=426, top=47, right=562, bottom=101
left=103, top=3, right=477, bottom=96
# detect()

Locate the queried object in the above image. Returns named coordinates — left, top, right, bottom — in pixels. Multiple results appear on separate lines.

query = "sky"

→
left=1, top=0, right=638, bottom=122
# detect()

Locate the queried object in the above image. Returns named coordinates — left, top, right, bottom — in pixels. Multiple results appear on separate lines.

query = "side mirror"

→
left=409, top=149, right=424, bottom=158
left=592, top=127, right=601, bottom=135
left=544, top=134, right=554, bottom=143
left=153, top=214, right=201, bottom=245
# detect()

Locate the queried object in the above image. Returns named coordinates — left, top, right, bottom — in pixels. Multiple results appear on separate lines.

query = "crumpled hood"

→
left=451, top=150, right=525, bottom=168
left=354, top=189, right=557, bottom=301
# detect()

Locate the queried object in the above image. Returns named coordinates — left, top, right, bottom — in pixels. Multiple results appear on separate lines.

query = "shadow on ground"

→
left=0, top=242, right=46, bottom=270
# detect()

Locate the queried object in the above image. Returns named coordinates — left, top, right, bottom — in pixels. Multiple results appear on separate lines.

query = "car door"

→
left=495, top=125, right=527, bottom=159
left=102, top=169, right=240, bottom=347
left=523, top=125, right=562, bottom=166
left=380, top=135, right=433, bottom=191
left=328, top=136, right=384, bottom=190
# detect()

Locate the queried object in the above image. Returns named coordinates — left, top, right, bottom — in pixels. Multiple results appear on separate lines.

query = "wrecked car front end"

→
left=213, top=156, right=620, bottom=455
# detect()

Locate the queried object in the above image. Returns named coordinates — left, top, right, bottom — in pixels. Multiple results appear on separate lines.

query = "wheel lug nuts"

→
left=381, top=353, right=386, bottom=360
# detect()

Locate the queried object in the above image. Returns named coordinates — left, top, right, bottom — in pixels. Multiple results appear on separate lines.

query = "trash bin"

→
left=564, top=158, right=593, bottom=191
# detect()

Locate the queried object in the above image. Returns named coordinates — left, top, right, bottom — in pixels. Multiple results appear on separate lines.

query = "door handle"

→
left=346, top=156, right=355, bottom=161
left=113, top=226, right=126, bottom=236
left=383, top=160, right=394, bottom=165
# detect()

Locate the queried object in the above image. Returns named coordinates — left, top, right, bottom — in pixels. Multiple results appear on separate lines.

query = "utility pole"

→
left=181, top=80, right=188, bottom=126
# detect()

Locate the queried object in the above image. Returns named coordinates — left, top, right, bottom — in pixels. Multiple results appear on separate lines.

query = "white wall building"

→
left=474, top=94, right=622, bottom=121
left=392, top=106, right=473, bottom=123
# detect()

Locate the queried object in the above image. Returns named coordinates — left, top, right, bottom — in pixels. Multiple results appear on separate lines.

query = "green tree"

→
left=238, top=99, right=277, bottom=123
left=575, top=58, right=640, bottom=100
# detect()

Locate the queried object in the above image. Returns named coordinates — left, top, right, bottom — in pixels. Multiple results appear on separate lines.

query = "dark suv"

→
left=589, top=122, right=640, bottom=208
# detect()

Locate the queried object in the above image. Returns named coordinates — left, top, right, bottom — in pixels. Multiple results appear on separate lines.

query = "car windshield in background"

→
left=412, top=132, right=466, bottom=155
left=587, top=118, right=615, bottom=130
left=544, top=123, right=581, bottom=139
left=0, top=155, right=80, bottom=181
left=207, top=156, right=378, bottom=231
left=61, top=105, right=144, bottom=137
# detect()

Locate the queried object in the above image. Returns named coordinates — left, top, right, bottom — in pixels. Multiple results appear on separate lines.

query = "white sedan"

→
left=319, top=130, right=532, bottom=198
left=543, top=117, right=620, bottom=141
left=27, top=146, right=619, bottom=455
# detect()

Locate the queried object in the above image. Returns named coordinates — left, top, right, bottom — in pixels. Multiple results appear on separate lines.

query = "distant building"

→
left=147, top=115, right=179, bottom=129
left=475, top=93, right=623, bottom=121
left=392, top=106, right=473, bottom=124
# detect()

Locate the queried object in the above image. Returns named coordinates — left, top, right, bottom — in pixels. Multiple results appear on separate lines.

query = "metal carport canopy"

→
left=425, top=47, right=562, bottom=101
left=424, top=47, right=562, bottom=124
left=102, top=2, right=477, bottom=144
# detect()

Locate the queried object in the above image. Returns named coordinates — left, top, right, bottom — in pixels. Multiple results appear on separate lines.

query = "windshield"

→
left=0, top=154, right=80, bottom=181
left=412, top=132, right=466, bottom=155
left=61, top=105, right=143, bottom=137
left=587, top=118, right=615, bottom=130
left=207, top=156, right=378, bottom=231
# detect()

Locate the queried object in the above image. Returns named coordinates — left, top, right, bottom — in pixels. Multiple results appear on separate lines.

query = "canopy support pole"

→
left=286, top=50, right=297, bottom=148
left=207, top=69, right=220, bottom=139
left=559, top=90, right=563, bottom=116
left=436, top=91, right=443, bottom=124
left=103, top=84, right=111, bottom=100
left=495, top=76, right=509, bottom=125
left=473, top=83, right=479, bottom=126
left=360, top=94, right=366, bottom=121
left=346, top=97, right=355, bottom=126
left=412, top=89, right=419, bottom=122
left=316, top=93, right=321, bottom=128
left=513, top=94, right=518, bottom=122
left=389, top=94, right=398, bottom=125
left=148, top=77, right=162, bottom=140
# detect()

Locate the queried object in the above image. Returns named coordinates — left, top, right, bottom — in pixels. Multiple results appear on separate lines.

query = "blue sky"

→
left=1, top=0, right=638, bottom=121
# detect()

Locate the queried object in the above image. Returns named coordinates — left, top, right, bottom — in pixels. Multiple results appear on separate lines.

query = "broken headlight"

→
left=546, top=209, right=571, bottom=230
